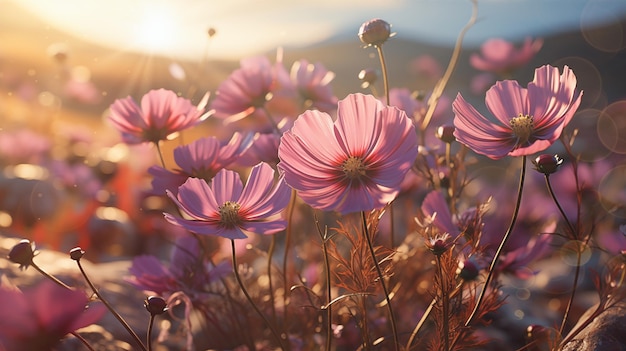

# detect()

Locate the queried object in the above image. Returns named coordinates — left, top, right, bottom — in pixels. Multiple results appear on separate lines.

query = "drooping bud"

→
left=436, top=125, right=456, bottom=144
left=69, top=247, right=85, bottom=261
left=358, top=19, right=392, bottom=47
left=144, top=296, right=168, bottom=315
left=532, top=154, right=563, bottom=175
left=8, top=239, right=36, bottom=270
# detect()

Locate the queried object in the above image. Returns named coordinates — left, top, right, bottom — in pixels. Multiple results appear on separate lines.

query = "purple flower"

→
left=0, top=281, right=105, bottom=351
left=108, top=88, right=210, bottom=144
left=165, top=162, right=291, bottom=239
left=127, top=236, right=230, bottom=297
left=470, top=37, right=543, bottom=75
left=290, top=59, right=337, bottom=113
left=148, top=133, right=254, bottom=195
left=453, top=65, right=582, bottom=159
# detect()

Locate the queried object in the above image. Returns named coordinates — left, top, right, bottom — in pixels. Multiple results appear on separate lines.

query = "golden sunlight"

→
left=132, top=4, right=179, bottom=54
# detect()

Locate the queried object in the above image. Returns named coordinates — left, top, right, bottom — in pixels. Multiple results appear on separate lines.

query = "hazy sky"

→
left=11, top=0, right=626, bottom=60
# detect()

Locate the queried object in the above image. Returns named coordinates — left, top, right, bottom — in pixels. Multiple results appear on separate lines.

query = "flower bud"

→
left=532, top=154, right=563, bottom=175
left=457, top=257, right=480, bottom=281
left=8, top=239, right=36, bottom=270
left=436, top=125, right=456, bottom=144
left=69, top=247, right=85, bottom=261
left=358, top=19, right=392, bottom=47
left=145, top=296, right=168, bottom=315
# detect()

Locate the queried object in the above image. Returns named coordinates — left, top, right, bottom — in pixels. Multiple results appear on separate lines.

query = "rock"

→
left=561, top=300, right=626, bottom=351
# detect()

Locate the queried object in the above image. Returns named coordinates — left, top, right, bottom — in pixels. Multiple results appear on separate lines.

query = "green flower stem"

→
left=361, top=211, right=399, bottom=351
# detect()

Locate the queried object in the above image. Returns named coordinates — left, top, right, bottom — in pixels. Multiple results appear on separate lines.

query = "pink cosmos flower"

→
left=470, top=37, right=543, bottom=75
left=290, top=59, right=337, bottom=113
left=165, top=162, right=291, bottom=239
left=108, top=88, right=210, bottom=144
left=0, top=281, right=106, bottom=351
left=277, top=93, right=418, bottom=214
left=210, top=55, right=294, bottom=125
left=148, top=133, right=254, bottom=195
left=234, top=132, right=281, bottom=167
left=453, top=65, right=582, bottom=160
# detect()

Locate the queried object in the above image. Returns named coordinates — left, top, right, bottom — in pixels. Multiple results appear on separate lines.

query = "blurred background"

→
left=2, top=0, right=626, bottom=122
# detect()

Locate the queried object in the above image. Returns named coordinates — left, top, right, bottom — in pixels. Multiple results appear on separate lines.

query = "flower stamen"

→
left=219, top=201, right=241, bottom=228
left=510, top=114, right=534, bottom=145
left=342, top=156, right=367, bottom=179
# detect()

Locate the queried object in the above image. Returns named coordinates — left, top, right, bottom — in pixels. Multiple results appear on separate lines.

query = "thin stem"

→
left=405, top=297, right=436, bottom=350
left=31, top=262, right=73, bottom=291
left=360, top=294, right=372, bottom=350
left=405, top=282, right=464, bottom=350
left=464, top=155, right=527, bottom=327
left=267, top=234, right=278, bottom=326
left=261, top=106, right=281, bottom=135
left=361, top=211, right=399, bottom=351
left=436, top=255, right=450, bottom=351
left=147, top=315, right=155, bottom=351
left=374, top=44, right=396, bottom=247
left=70, top=331, right=97, bottom=351
left=282, top=189, right=297, bottom=330
left=544, top=176, right=577, bottom=236
left=76, top=259, right=147, bottom=351
left=558, top=242, right=583, bottom=339
left=544, top=175, right=581, bottom=337
left=322, top=231, right=333, bottom=351
left=420, top=0, right=478, bottom=134
left=231, top=239, right=286, bottom=350
left=154, top=141, right=167, bottom=169
left=375, top=45, right=390, bottom=106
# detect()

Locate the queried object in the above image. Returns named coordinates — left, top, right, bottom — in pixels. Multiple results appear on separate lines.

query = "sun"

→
left=132, top=5, right=179, bottom=55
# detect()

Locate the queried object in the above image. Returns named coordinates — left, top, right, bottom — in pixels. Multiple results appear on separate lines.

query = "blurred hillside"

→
left=1, top=0, right=625, bottom=133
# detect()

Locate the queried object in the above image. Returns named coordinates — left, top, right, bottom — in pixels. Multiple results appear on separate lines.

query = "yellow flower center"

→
left=219, top=201, right=241, bottom=227
left=509, top=114, right=534, bottom=144
left=342, top=156, right=367, bottom=179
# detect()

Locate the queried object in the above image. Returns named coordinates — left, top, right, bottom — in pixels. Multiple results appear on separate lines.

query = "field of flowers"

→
left=1, top=3, right=625, bottom=351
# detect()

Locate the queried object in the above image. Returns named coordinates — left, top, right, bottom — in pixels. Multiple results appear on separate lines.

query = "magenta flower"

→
left=290, top=59, right=337, bottom=113
left=127, top=236, right=230, bottom=297
left=277, top=93, right=418, bottom=214
left=210, top=56, right=293, bottom=125
left=0, top=281, right=106, bottom=351
left=148, top=133, right=254, bottom=195
left=453, top=65, right=582, bottom=160
left=165, top=162, right=291, bottom=239
left=470, top=37, right=543, bottom=75
left=108, top=88, right=210, bottom=144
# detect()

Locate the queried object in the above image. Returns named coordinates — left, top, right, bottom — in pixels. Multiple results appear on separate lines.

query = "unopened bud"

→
left=69, top=247, right=85, bottom=261
left=8, top=239, right=36, bottom=270
left=532, top=154, right=563, bottom=175
left=145, top=296, right=168, bottom=315
left=358, top=19, right=392, bottom=47
left=436, top=125, right=456, bottom=144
